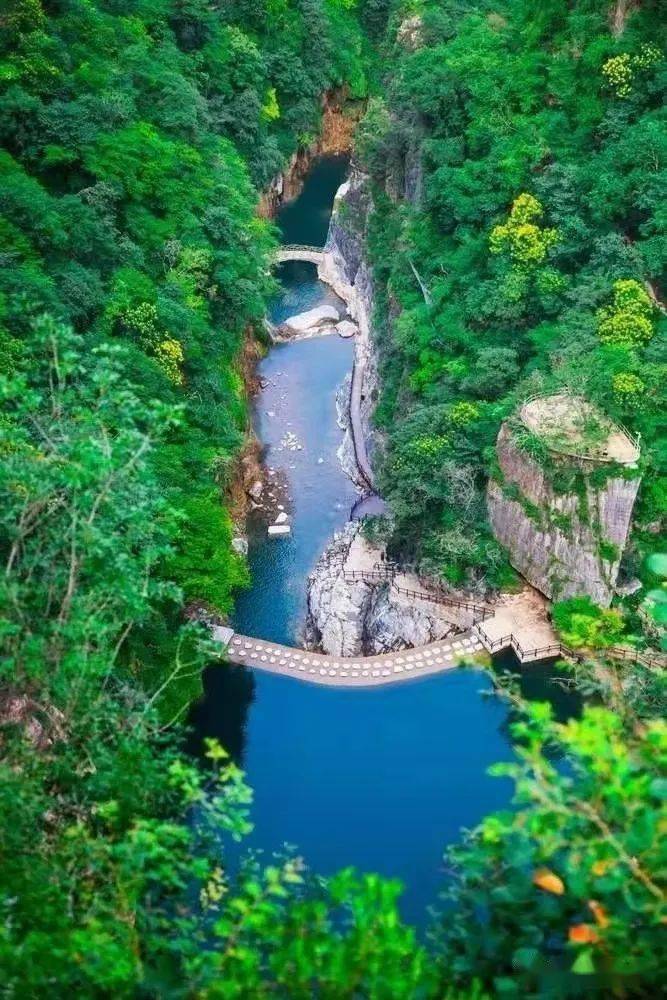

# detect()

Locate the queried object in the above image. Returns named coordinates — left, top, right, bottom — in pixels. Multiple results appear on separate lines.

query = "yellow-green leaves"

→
left=602, top=45, right=662, bottom=98
left=612, top=371, right=645, bottom=404
left=261, top=86, right=280, bottom=121
left=598, top=279, right=655, bottom=348
left=155, top=337, right=184, bottom=384
left=602, top=53, right=633, bottom=97
left=489, top=194, right=559, bottom=267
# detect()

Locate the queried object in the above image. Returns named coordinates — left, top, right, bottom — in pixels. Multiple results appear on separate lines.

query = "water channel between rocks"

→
left=189, top=154, right=573, bottom=926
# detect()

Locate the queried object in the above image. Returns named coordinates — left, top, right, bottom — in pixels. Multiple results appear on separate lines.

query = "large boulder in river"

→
left=282, top=304, right=339, bottom=334
left=336, top=320, right=358, bottom=338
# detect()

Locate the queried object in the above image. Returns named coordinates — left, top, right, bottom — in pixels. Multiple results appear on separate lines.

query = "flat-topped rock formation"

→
left=520, top=392, right=640, bottom=465
left=488, top=393, right=642, bottom=606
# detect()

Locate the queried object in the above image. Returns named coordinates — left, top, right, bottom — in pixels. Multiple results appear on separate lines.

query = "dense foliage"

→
left=0, top=322, right=434, bottom=995
left=0, top=0, right=369, bottom=629
left=1, top=1, right=665, bottom=997
left=358, top=0, right=666, bottom=593
left=436, top=697, right=666, bottom=996
left=1, top=322, right=663, bottom=997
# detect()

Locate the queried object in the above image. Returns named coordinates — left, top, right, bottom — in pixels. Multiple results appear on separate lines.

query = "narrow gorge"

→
left=191, top=148, right=578, bottom=924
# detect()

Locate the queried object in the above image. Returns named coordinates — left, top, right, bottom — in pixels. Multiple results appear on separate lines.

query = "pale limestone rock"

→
left=282, top=304, right=339, bottom=334
left=488, top=423, right=641, bottom=606
left=397, top=15, right=423, bottom=52
left=319, top=171, right=378, bottom=491
left=231, top=536, right=248, bottom=556
left=268, top=523, right=291, bottom=537
left=336, top=320, right=358, bottom=338
left=306, top=523, right=458, bottom=656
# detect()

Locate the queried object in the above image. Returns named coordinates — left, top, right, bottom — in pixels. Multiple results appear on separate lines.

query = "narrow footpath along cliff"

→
left=318, top=171, right=378, bottom=491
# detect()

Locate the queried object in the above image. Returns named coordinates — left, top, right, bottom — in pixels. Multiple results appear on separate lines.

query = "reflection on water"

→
left=188, top=664, right=255, bottom=768
left=494, top=649, right=582, bottom=723
left=192, top=665, right=513, bottom=926
left=269, top=260, right=346, bottom=326
left=276, top=154, right=349, bottom=247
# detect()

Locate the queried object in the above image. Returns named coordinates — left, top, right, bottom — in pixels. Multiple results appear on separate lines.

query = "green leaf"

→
left=512, top=946, right=539, bottom=970
left=572, top=948, right=595, bottom=975
left=647, top=553, right=667, bottom=578
left=649, top=778, right=667, bottom=800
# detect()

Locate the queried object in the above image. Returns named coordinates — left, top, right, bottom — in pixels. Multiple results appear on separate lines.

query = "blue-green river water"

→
left=189, top=155, right=575, bottom=925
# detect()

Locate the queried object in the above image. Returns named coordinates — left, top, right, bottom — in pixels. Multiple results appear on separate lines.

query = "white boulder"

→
left=231, top=536, right=248, bottom=556
left=336, top=320, right=358, bottom=338
left=268, top=524, right=291, bottom=537
left=282, top=305, right=340, bottom=334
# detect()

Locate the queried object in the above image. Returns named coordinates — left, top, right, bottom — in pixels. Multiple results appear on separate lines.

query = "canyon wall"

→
left=487, top=423, right=641, bottom=606
left=305, top=523, right=460, bottom=656
left=257, top=91, right=360, bottom=218
left=319, top=170, right=379, bottom=489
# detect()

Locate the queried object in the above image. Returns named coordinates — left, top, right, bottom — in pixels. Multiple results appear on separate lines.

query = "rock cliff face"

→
left=306, top=171, right=456, bottom=654
left=488, top=423, right=641, bottom=606
left=319, top=172, right=379, bottom=489
left=305, top=523, right=459, bottom=656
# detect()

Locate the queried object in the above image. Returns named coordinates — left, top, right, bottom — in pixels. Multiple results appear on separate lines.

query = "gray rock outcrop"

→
left=305, top=523, right=459, bottom=656
left=318, top=173, right=378, bottom=491
left=488, top=423, right=641, bottom=606
left=336, top=320, right=358, bottom=338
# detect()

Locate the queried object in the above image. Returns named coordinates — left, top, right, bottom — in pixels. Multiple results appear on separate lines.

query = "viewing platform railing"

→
left=341, top=568, right=665, bottom=668
left=518, top=389, right=641, bottom=462
left=474, top=623, right=666, bottom=669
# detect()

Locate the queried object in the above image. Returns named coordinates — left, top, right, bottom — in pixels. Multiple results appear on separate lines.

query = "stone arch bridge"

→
left=274, top=244, right=324, bottom=265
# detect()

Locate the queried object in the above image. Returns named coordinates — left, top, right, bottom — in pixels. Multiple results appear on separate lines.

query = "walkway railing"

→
left=344, top=570, right=394, bottom=583
left=343, top=569, right=665, bottom=668
left=519, top=390, right=641, bottom=462
left=342, top=569, right=493, bottom=622
left=474, top=623, right=666, bottom=669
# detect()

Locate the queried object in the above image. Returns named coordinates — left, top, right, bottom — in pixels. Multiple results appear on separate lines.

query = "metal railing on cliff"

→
left=474, top=622, right=666, bottom=669
left=342, top=569, right=493, bottom=622
left=518, top=390, right=641, bottom=463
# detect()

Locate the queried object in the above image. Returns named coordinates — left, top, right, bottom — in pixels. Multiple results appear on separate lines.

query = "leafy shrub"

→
left=552, top=597, right=626, bottom=649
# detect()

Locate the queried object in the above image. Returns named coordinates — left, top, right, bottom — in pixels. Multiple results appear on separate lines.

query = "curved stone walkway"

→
left=220, top=630, right=486, bottom=687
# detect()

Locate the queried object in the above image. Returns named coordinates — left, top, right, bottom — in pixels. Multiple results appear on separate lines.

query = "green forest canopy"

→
left=357, top=0, right=665, bottom=596
left=0, top=1, right=665, bottom=996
